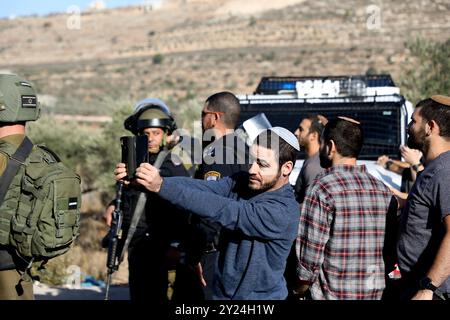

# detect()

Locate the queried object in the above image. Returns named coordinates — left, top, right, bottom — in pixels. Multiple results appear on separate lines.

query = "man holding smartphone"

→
left=115, top=127, right=301, bottom=300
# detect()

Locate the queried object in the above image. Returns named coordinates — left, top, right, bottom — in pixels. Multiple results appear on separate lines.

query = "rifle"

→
left=103, top=148, right=169, bottom=300
left=104, top=182, right=124, bottom=300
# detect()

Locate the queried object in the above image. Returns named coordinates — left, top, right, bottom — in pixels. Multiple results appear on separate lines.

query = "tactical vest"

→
left=0, top=141, right=81, bottom=262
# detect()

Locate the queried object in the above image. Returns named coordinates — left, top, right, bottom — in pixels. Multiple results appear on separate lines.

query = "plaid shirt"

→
left=296, top=165, right=393, bottom=300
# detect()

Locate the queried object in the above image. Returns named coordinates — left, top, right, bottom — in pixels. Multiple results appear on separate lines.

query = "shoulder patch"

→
left=204, top=171, right=221, bottom=181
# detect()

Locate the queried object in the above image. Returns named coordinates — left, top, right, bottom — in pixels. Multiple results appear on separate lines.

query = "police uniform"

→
left=173, top=132, right=250, bottom=301
left=123, top=150, right=190, bottom=302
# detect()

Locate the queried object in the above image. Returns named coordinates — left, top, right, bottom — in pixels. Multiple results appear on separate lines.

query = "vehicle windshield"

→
left=238, top=101, right=402, bottom=160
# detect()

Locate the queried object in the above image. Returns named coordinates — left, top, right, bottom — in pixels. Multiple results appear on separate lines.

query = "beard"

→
left=249, top=170, right=281, bottom=192
left=407, top=126, right=427, bottom=152
left=298, top=137, right=307, bottom=149
left=319, top=145, right=332, bottom=169
left=407, top=135, right=422, bottom=151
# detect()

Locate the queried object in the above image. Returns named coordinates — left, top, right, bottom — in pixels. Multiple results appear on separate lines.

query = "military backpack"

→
left=0, top=137, right=81, bottom=264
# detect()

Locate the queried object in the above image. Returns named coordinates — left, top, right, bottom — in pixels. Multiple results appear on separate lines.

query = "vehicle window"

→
left=239, top=101, right=401, bottom=160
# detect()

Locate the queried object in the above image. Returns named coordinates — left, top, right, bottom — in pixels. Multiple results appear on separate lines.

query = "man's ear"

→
left=214, top=112, right=222, bottom=123
left=209, top=114, right=217, bottom=127
left=427, top=120, right=439, bottom=136
left=327, top=140, right=337, bottom=159
left=281, top=160, right=294, bottom=176
left=328, top=139, right=336, bottom=156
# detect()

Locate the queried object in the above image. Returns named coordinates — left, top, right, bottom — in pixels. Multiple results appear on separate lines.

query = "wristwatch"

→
left=419, top=276, right=438, bottom=292
left=384, top=160, right=393, bottom=170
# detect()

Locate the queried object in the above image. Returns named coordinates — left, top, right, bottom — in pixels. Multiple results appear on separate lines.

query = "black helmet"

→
left=124, top=98, right=177, bottom=135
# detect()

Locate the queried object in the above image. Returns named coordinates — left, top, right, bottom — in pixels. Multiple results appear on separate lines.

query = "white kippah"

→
left=269, top=126, right=300, bottom=151
left=243, top=113, right=272, bottom=144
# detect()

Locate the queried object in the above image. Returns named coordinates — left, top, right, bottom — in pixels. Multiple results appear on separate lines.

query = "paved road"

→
left=34, top=283, right=130, bottom=300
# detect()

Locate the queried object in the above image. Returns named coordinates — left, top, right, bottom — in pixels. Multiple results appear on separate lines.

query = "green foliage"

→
left=365, top=67, right=378, bottom=76
left=28, top=101, right=133, bottom=201
left=27, top=96, right=203, bottom=211
left=400, top=38, right=450, bottom=104
left=261, top=51, right=276, bottom=62
left=172, top=98, right=203, bottom=137
left=86, top=102, right=132, bottom=195
left=342, top=9, right=353, bottom=22
left=153, top=53, right=164, bottom=64
left=27, top=117, right=93, bottom=173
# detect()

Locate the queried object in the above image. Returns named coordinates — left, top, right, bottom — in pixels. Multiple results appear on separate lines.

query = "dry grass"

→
left=1, top=0, right=449, bottom=115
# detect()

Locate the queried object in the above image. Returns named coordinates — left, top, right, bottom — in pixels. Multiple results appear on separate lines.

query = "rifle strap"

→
left=118, top=148, right=170, bottom=262
left=0, top=137, right=34, bottom=206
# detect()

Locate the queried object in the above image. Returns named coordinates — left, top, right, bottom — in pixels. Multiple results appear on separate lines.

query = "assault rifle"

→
left=104, top=182, right=124, bottom=300
left=103, top=140, right=168, bottom=300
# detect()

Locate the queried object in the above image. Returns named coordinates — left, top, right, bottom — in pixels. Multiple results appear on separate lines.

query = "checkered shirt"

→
left=296, top=165, right=393, bottom=300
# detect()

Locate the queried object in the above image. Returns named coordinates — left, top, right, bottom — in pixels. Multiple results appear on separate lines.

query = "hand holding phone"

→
left=121, top=135, right=149, bottom=180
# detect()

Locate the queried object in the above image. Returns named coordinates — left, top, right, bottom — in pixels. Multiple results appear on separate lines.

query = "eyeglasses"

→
left=201, top=110, right=225, bottom=118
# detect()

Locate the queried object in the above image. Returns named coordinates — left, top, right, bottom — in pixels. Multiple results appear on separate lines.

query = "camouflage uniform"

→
left=0, top=74, right=41, bottom=300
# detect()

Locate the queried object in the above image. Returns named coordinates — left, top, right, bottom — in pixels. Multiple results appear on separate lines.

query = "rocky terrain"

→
left=1, top=0, right=449, bottom=115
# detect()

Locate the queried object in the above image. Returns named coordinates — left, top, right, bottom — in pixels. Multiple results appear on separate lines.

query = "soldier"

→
left=104, top=98, right=191, bottom=302
left=0, top=74, right=41, bottom=299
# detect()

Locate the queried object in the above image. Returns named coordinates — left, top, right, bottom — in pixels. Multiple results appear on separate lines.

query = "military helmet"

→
left=0, top=74, right=41, bottom=123
left=124, top=98, right=177, bottom=135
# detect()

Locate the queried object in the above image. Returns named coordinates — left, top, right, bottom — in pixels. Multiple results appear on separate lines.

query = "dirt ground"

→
left=34, top=282, right=130, bottom=300
left=33, top=270, right=177, bottom=300
left=216, top=0, right=306, bottom=15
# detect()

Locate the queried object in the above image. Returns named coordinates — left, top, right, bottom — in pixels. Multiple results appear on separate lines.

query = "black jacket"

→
left=121, top=150, right=190, bottom=249
left=186, top=133, right=251, bottom=264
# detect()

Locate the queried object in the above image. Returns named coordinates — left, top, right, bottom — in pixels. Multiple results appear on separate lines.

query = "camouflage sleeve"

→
left=0, top=153, right=7, bottom=176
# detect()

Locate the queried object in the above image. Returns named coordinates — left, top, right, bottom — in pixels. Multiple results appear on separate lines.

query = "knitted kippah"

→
left=431, top=95, right=450, bottom=106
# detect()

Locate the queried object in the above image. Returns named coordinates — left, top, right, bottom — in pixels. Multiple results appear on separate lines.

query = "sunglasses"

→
left=201, top=110, right=225, bottom=118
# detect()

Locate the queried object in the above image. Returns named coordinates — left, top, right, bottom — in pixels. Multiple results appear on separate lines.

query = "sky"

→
left=0, top=0, right=158, bottom=19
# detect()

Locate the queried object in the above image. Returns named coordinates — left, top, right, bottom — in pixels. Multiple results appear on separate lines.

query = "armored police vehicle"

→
left=237, top=75, right=414, bottom=190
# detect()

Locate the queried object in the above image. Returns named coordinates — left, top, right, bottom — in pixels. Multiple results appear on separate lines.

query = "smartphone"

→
left=120, top=135, right=149, bottom=180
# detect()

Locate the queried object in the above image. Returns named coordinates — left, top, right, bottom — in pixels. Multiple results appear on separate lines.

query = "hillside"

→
left=1, top=0, right=449, bottom=291
left=1, top=0, right=449, bottom=116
